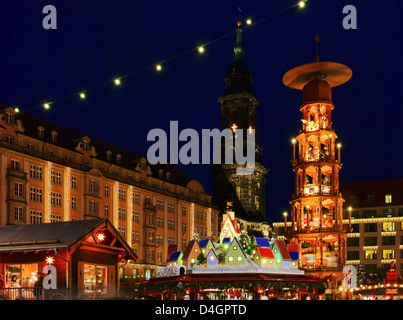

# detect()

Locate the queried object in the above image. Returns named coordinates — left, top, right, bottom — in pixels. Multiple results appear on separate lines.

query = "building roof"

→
left=287, top=244, right=299, bottom=252
left=274, top=240, right=291, bottom=260
left=167, top=251, right=183, bottom=262
left=253, top=237, right=271, bottom=248
left=340, top=179, right=403, bottom=207
left=182, top=240, right=200, bottom=260
left=256, top=247, right=274, bottom=259
left=2, top=107, right=194, bottom=188
left=0, top=218, right=137, bottom=260
left=198, top=238, right=215, bottom=249
left=222, top=237, right=231, bottom=244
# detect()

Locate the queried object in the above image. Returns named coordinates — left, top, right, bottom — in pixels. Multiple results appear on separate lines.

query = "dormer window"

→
left=51, top=131, right=58, bottom=143
left=166, top=172, right=171, bottom=181
left=83, top=140, right=89, bottom=151
left=38, top=127, right=45, bottom=138
left=6, top=112, right=13, bottom=125
left=158, top=169, right=163, bottom=178
left=106, top=151, right=112, bottom=161
left=116, top=154, right=122, bottom=164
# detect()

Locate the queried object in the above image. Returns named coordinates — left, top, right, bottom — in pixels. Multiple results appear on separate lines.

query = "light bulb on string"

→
left=14, top=107, right=20, bottom=113
left=31, top=3, right=306, bottom=112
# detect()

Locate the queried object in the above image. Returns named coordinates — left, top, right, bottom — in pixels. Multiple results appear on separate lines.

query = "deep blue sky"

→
left=1, top=1, right=402, bottom=223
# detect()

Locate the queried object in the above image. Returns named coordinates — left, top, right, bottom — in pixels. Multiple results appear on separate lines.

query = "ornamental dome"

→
left=223, top=59, right=253, bottom=95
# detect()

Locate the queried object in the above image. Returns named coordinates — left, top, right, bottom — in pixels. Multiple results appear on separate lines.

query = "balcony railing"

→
left=0, top=287, right=71, bottom=300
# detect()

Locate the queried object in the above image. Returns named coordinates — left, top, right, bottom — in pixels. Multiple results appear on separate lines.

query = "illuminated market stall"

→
left=136, top=208, right=326, bottom=300
left=0, top=218, right=136, bottom=300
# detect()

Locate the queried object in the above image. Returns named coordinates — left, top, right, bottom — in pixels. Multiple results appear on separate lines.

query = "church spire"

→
left=234, top=7, right=244, bottom=60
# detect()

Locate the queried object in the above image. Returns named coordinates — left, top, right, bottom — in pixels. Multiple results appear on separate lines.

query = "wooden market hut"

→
left=0, top=218, right=137, bottom=299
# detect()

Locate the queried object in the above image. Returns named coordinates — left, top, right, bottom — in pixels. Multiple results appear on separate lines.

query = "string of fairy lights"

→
left=13, top=0, right=308, bottom=114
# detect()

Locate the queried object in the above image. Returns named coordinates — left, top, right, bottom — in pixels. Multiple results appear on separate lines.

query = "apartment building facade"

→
left=0, top=105, right=219, bottom=280
left=340, top=179, right=403, bottom=274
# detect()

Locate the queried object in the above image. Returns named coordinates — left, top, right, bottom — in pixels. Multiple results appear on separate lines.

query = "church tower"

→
left=212, top=17, right=268, bottom=222
left=283, top=37, right=352, bottom=280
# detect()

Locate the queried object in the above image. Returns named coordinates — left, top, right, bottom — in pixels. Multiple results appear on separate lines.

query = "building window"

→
left=104, top=185, right=109, bottom=197
left=71, top=176, right=77, bottom=189
left=156, top=234, right=163, bottom=245
left=156, top=216, right=164, bottom=228
left=72, top=196, right=77, bottom=210
left=14, top=207, right=24, bottom=221
left=38, top=127, right=44, bottom=138
left=89, top=180, right=98, bottom=194
left=133, top=211, right=139, bottom=223
left=148, top=231, right=155, bottom=243
left=14, top=182, right=23, bottom=197
left=118, top=226, right=126, bottom=238
left=168, top=218, right=175, bottom=231
left=106, top=151, right=112, bottom=161
left=29, top=165, right=42, bottom=180
left=182, top=222, right=187, bottom=233
left=367, top=194, right=375, bottom=206
left=182, top=206, right=186, bottom=216
left=364, top=223, right=377, bottom=232
left=50, top=171, right=62, bottom=185
left=118, top=208, right=126, bottom=220
left=382, top=222, right=395, bottom=232
left=156, top=199, right=164, bottom=211
left=104, top=204, right=109, bottom=218
left=51, top=131, right=58, bottom=142
left=118, top=189, right=126, bottom=201
left=364, top=237, right=377, bottom=246
left=30, top=210, right=42, bottom=224
left=383, top=236, right=395, bottom=246
left=6, top=112, right=13, bottom=124
left=134, top=194, right=139, bottom=204
left=50, top=192, right=62, bottom=207
left=385, top=194, right=392, bottom=204
left=168, top=203, right=175, bottom=213
left=383, top=208, right=395, bottom=217
left=364, top=250, right=377, bottom=260
left=10, top=160, right=20, bottom=171
left=50, top=214, right=61, bottom=222
left=347, top=237, right=359, bottom=246
left=30, top=187, right=42, bottom=203
left=383, top=249, right=395, bottom=259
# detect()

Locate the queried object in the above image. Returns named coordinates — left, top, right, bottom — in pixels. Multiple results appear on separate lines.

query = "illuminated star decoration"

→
left=45, top=256, right=55, bottom=265
left=96, top=232, right=106, bottom=242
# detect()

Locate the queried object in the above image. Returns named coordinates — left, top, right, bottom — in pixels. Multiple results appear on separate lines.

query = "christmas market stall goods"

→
left=0, top=218, right=137, bottom=300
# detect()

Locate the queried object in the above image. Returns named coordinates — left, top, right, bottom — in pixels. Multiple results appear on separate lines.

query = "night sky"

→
left=1, top=1, right=402, bottom=224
